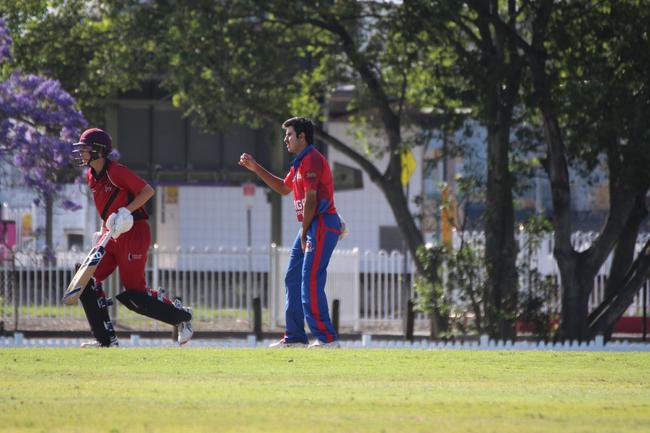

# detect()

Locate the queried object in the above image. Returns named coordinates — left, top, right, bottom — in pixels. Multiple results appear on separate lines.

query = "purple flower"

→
left=13, top=153, right=24, bottom=166
left=108, top=149, right=121, bottom=161
left=0, top=17, right=13, bottom=64
left=61, top=199, right=82, bottom=211
left=0, top=18, right=87, bottom=210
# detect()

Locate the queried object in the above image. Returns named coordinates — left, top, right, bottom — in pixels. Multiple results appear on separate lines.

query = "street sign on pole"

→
left=242, top=182, right=256, bottom=316
left=242, top=182, right=256, bottom=210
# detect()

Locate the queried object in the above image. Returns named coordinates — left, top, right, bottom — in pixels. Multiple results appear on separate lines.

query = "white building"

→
left=153, top=121, right=427, bottom=252
left=1, top=118, right=429, bottom=252
left=0, top=180, right=96, bottom=251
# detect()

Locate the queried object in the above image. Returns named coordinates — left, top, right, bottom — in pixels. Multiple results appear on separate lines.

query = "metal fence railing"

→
left=1, top=233, right=649, bottom=334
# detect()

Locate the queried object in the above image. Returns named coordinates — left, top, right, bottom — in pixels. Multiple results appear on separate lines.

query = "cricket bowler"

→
left=239, top=117, right=343, bottom=348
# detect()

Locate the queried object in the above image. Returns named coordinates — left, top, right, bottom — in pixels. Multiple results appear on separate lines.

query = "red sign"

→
left=242, top=183, right=256, bottom=196
left=243, top=183, right=256, bottom=209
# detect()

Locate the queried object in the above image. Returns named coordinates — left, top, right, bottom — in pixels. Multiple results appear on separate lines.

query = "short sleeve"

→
left=284, top=167, right=294, bottom=188
left=301, top=156, right=322, bottom=190
left=108, top=164, right=147, bottom=195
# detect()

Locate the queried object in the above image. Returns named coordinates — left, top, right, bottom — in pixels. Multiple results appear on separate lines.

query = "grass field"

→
left=1, top=349, right=649, bottom=433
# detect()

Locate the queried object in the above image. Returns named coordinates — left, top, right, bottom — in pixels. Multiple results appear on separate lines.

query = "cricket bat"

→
left=62, top=229, right=112, bottom=305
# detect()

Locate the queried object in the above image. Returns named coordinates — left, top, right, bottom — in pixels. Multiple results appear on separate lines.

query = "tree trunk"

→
left=379, top=164, right=443, bottom=337
left=598, top=193, right=647, bottom=338
left=589, top=239, right=650, bottom=337
left=484, top=125, right=518, bottom=340
left=473, top=5, right=522, bottom=341
left=557, top=254, right=591, bottom=340
left=45, top=194, right=55, bottom=266
left=527, top=41, right=581, bottom=339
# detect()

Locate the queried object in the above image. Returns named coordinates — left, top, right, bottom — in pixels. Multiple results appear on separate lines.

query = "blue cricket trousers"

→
left=284, top=213, right=341, bottom=343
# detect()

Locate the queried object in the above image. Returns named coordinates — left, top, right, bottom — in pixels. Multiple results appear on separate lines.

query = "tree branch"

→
left=588, top=238, right=650, bottom=337
left=314, top=126, right=383, bottom=184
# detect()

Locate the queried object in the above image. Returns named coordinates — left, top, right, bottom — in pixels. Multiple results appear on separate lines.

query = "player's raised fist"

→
left=239, top=153, right=257, bottom=171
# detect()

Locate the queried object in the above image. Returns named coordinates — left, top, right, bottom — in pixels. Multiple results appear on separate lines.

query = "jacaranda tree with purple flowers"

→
left=0, top=17, right=86, bottom=255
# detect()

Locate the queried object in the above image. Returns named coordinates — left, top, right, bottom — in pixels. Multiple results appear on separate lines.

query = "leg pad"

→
left=80, top=279, right=117, bottom=347
left=116, top=290, right=191, bottom=326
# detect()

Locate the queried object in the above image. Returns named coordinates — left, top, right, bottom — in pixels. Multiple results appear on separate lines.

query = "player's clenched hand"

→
left=238, top=153, right=257, bottom=172
left=106, top=207, right=133, bottom=239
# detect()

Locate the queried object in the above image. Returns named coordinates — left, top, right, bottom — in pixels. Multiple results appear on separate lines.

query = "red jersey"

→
left=87, top=161, right=149, bottom=223
left=283, top=145, right=337, bottom=222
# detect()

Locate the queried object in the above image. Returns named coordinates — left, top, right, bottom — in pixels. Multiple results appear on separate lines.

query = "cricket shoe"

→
left=268, top=338, right=308, bottom=348
left=174, top=299, right=194, bottom=345
left=80, top=337, right=119, bottom=348
left=177, top=319, right=193, bottom=345
left=308, top=339, right=341, bottom=349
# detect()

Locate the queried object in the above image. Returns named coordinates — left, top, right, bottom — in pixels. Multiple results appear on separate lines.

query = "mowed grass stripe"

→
left=1, top=349, right=649, bottom=433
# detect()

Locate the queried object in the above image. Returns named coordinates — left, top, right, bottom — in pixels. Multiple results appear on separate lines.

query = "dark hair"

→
left=282, top=117, right=314, bottom=144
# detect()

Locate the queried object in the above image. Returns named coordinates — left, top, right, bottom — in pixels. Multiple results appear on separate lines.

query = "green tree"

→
left=1, top=0, right=153, bottom=125
left=408, top=1, right=527, bottom=339
left=487, top=0, right=650, bottom=340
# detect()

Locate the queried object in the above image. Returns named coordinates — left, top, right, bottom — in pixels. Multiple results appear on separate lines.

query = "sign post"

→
left=242, top=183, right=256, bottom=247
left=242, top=183, right=256, bottom=319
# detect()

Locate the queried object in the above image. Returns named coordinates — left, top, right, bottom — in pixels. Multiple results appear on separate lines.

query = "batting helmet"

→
left=72, top=128, right=113, bottom=166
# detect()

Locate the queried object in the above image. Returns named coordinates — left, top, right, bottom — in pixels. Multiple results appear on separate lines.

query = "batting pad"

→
left=116, top=290, right=191, bottom=325
left=80, top=280, right=116, bottom=347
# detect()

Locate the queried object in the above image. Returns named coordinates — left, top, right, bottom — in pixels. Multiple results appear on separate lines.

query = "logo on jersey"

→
left=305, top=171, right=317, bottom=179
left=104, top=185, right=113, bottom=193
left=128, top=253, right=143, bottom=261
left=294, top=199, right=305, bottom=216
left=305, top=239, right=313, bottom=252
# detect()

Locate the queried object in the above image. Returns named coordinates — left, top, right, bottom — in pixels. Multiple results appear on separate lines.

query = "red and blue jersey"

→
left=283, top=145, right=337, bottom=222
left=87, top=160, right=149, bottom=223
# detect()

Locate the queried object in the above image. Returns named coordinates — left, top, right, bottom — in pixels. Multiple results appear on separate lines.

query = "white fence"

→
left=1, top=231, right=649, bottom=334
left=1, top=244, right=420, bottom=333
left=454, top=230, right=650, bottom=315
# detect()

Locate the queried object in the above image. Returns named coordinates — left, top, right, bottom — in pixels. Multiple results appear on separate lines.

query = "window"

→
left=332, top=162, right=363, bottom=191
left=379, top=226, right=404, bottom=253
left=67, top=233, right=84, bottom=251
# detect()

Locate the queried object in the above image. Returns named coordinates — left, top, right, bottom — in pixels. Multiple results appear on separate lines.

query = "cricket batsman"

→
left=72, top=128, right=193, bottom=347
left=239, top=117, right=343, bottom=348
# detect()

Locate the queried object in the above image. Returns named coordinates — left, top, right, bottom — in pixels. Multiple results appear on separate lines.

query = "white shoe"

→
left=177, top=319, right=193, bottom=345
left=174, top=299, right=194, bottom=345
left=80, top=338, right=119, bottom=348
left=308, top=340, right=340, bottom=348
left=268, top=338, right=307, bottom=348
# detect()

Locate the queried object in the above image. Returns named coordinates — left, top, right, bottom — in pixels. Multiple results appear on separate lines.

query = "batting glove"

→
left=106, top=207, right=134, bottom=239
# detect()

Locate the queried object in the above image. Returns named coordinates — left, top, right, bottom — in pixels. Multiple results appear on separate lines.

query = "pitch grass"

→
left=1, top=349, right=649, bottom=433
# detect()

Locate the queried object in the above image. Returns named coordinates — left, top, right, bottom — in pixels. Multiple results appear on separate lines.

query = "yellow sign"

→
left=21, top=213, right=32, bottom=237
left=165, top=186, right=178, bottom=204
left=401, top=149, right=416, bottom=186
left=440, top=183, right=456, bottom=247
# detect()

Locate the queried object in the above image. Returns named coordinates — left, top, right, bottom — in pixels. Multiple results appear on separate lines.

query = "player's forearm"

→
left=126, top=184, right=155, bottom=213
left=302, top=194, right=317, bottom=235
left=253, top=163, right=289, bottom=195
